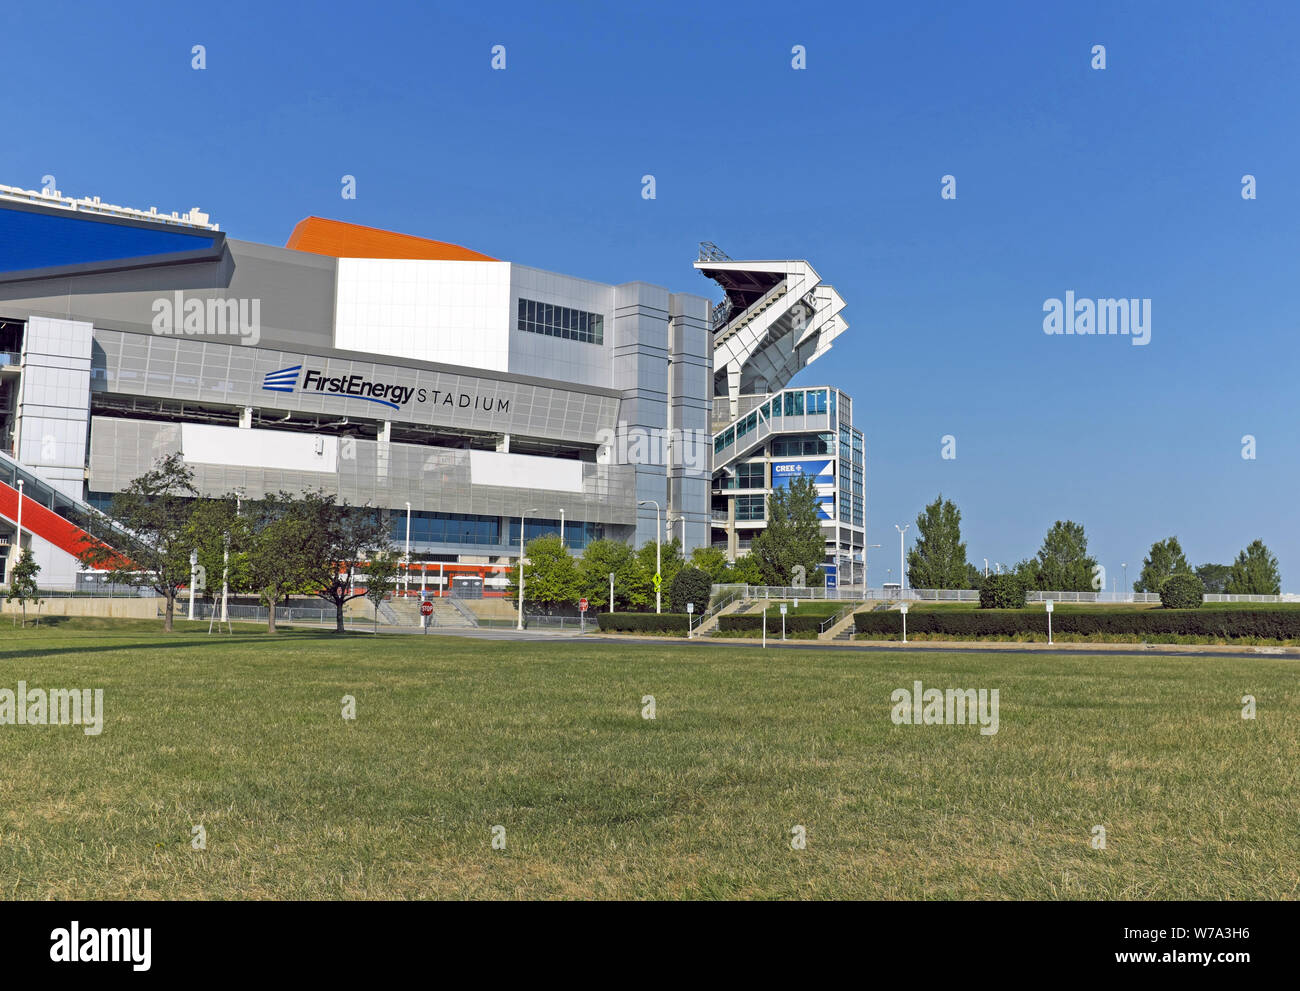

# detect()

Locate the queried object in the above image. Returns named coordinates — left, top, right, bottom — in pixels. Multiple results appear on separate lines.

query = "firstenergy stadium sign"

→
left=262, top=364, right=510, bottom=414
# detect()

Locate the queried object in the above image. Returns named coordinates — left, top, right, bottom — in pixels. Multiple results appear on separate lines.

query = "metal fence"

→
left=712, top=584, right=1299, bottom=605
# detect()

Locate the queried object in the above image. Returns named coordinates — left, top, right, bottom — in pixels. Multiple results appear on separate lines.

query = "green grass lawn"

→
left=1, top=620, right=1296, bottom=899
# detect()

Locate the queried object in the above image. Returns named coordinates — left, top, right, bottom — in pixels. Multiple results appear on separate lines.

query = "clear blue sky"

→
left=5, top=1, right=1296, bottom=586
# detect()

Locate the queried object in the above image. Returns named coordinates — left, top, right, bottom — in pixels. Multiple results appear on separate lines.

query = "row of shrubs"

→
left=979, top=571, right=1207, bottom=609
left=717, top=614, right=825, bottom=634
left=595, top=612, right=694, bottom=634
left=854, top=608, right=1300, bottom=640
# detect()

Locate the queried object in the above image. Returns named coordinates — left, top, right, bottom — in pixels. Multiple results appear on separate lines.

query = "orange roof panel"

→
left=285, top=216, right=497, bottom=261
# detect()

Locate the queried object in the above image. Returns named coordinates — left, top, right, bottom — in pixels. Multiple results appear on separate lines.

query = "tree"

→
left=508, top=535, right=581, bottom=611
left=245, top=492, right=328, bottom=634
left=307, top=498, right=391, bottom=633
left=1195, top=563, right=1233, bottom=595
left=1033, top=521, right=1097, bottom=592
left=579, top=539, right=648, bottom=611
left=1159, top=573, right=1204, bottom=609
left=6, top=548, right=41, bottom=627
left=669, top=566, right=712, bottom=615
left=905, top=495, right=970, bottom=590
left=185, top=495, right=254, bottom=612
left=363, top=552, right=401, bottom=630
left=689, top=545, right=730, bottom=584
left=1225, top=540, right=1281, bottom=595
left=636, top=537, right=684, bottom=598
left=750, top=476, right=825, bottom=586
left=979, top=573, right=1026, bottom=609
left=1133, top=537, right=1192, bottom=592
left=76, top=453, right=199, bottom=632
left=725, top=553, right=765, bottom=586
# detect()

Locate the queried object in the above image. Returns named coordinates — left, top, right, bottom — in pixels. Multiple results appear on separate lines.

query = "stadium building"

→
left=0, top=183, right=863, bottom=592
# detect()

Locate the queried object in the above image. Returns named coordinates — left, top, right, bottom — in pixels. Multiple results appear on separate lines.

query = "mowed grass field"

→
left=1, top=620, right=1297, bottom=900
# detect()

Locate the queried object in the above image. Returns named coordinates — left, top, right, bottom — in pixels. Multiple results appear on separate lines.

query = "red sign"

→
left=579, top=598, right=589, bottom=613
left=420, top=600, right=434, bottom=616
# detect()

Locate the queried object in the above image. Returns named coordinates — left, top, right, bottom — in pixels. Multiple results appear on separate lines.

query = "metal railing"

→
left=819, top=602, right=859, bottom=634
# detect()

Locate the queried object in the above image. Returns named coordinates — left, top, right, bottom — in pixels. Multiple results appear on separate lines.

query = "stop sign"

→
left=579, top=598, right=589, bottom=613
left=420, top=600, right=434, bottom=617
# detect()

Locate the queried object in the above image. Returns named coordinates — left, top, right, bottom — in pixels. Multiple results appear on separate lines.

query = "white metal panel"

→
left=181, top=423, right=338, bottom=473
left=469, top=449, right=583, bottom=493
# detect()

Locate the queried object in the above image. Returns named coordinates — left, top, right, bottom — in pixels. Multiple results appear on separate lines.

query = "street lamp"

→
left=638, top=499, right=661, bottom=614
left=983, top=557, right=989, bottom=578
left=188, top=548, right=198, bottom=621
left=559, top=508, right=565, bottom=549
left=14, top=479, right=23, bottom=580
left=516, top=507, right=539, bottom=630
left=404, top=501, right=411, bottom=596
left=895, top=523, right=909, bottom=594
left=1122, top=562, right=1128, bottom=596
left=865, top=543, right=881, bottom=589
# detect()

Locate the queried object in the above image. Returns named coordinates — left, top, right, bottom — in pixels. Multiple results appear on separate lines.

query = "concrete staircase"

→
left=695, top=596, right=747, bottom=635
left=386, top=598, right=477, bottom=628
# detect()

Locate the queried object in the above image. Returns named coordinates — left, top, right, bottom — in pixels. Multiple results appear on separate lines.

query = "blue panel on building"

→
left=0, top=204, right=220, bottom=275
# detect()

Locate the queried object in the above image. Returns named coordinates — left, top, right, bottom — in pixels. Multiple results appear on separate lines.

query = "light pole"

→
left=188, top=549, right=198, bottom=621
left=14, top=479, right=23, bottom=579
left=404, top=501, right=411, bottom=596
left=865, top=543, right=881, bottom=589
left=1122, top=562, right=1128, bottom=597
left=516, top=507, right=538, bottom=630
left=638, top=499, right=661, bottom=613
left=220, top=534, right=230, bottom=626
left=895, top=523, right=909, bottom=594
left=983, top=558, right=989, bottom=578
left=559, top=509, right=565, bottom=549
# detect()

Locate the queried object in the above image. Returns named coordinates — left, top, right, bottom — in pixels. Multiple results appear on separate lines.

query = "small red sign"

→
left=579, top=598, right=589, bottom=613
left=420, top=600, right=434, bottom=616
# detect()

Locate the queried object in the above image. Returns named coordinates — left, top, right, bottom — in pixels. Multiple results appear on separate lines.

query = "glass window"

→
left=516, top=298, right=606, bottom=346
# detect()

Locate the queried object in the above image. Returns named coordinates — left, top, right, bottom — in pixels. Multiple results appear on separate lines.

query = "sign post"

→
left=762, top=607, right=767, bottom=648
left=1045, top=598, right=1053, bottom=645
left=686, top=601, right=694, bottom=638
left=579, top=597, right=589, bottom=633
left=899, top=602, right=909, bottom=644
left=780, top=602, right=787, bottom=641
left=608, top=572, right=614, bottom=613
left=420, top=598, right=433, bottom=633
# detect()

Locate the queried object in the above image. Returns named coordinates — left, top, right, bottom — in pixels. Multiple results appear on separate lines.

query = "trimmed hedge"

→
left=853, top=608, right=1300, bottom=640
left=1160, top=573, right=1204, bottom=609
left=596, top=612, right=692, bottom=634
left=718, top=614, right=825, bottom=634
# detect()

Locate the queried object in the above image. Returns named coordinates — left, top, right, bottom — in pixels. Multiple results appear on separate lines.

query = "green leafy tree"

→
left=750, top=476, right=825, bottom=586
left=246, top=492, right=328, bottom=634
left=1159, top=572, right=1204, bottom=609
left=905, top=495, right=970, bottom=590
left=6, top=548, right=41, bottom=627
left=1195, top=562, right=1233, bottom=594
left=306, top=497, right=392, bottom=633
left=669, top=566, right=712, bottom=615
left=1010, top=558, right=1039, bottom=589
left=1033, top=521, right=1098, bottom=592
left=508, top=535, right=581, bottom=611
left=1225, top=539, right=1281, bottom=595
left=689, top=545, right=730, bottom=584
left=979, top=573, right=1026, bottom=609
left=1133, top=536, right=1192, bottom=592
left=185, top=495, right=255, bottom=612
left=76, top=452, right=199, bottom=632
left=363, top=551, right=401, bottom=630
left=579, top=539, right=648, bottom=611
left=725, top=553, right=766, bottom=585
left=636, top=537, right=684, bottom=601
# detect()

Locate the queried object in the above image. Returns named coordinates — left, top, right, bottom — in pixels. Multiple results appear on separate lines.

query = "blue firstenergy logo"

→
left=262, top=364, right=300, bottom=393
